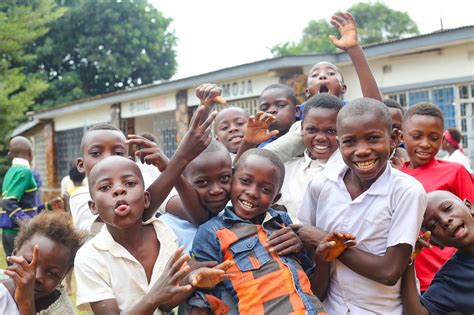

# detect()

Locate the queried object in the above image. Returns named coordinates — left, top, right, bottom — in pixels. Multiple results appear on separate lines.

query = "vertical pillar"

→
left=110, top=103, right=121, bottom=128
left=175, top=90, right=189, bottom=144
left=43, top=122, right=57, bottom=200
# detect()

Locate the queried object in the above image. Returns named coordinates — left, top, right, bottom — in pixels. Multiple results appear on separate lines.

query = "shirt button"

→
left=247, top=243, right=252, bottom=248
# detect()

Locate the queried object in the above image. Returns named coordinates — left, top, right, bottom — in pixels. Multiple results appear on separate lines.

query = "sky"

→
left=149, top=0, right=473, bottom=79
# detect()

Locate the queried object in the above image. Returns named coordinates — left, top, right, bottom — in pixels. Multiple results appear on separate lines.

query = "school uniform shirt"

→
left=278, top=150, right=343, bottom=222
left=74, top=218, right=178, bottom=315
left=69, top=186, right=102, bottom=236
left=189, top=206, right=326, bottom=315
left=0, top=283, right=18, bottom=315
left=401, top=158, right=474, bottom=291
left=443, top=149, right=473, bottom=173
left=299, top=163, right=426, bottom=315
left=420, top=251, right=474, bottom=314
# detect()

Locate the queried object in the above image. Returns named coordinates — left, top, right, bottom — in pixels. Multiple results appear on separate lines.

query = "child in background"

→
left=75, top=106, right=231, bottom=314
left=383, top=98, right=409, bottom=168
left=401, top=190, right=474, bottom=314
left=189, top=149, right=329, bottom=314
left=214, top=107, right=249, bottom=160
left=265, top=11, right=382, bottom=162
left=442, top=127, right=473, bottom=175
left=257, top=83, right=300, bottom=147
left=298, top=98, right=426, bottom=314
left=400, top=102, right=474, bottom=292
left=0, top=211, right=84, bottom=314
left=277, top=93, right=344, bottom=221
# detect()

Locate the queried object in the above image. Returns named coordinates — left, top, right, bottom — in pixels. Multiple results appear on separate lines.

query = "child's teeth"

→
left=241, top=200, right=254, bottom=209
left=356, top=160, right=376, bottom=169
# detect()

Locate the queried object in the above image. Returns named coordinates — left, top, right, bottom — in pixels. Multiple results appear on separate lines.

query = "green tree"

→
left=271, top=2, right=419, bottom=56
left=0, top=0, right=63, bottom=184
left=31, top=0, right=178, bottom=108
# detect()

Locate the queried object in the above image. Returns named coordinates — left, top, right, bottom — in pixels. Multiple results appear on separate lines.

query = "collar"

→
left=12, top=158, right=30, bottom=168
left=327, top=161, right=392, bottom=196
left=92, top=217, right=159, bottom=258
left=222, top=206, right=285, bottom=227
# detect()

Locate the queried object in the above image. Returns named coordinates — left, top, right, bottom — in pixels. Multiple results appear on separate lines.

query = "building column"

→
left=110, top=103, right=121, bottom=128
left=43, top=122, right=57, bottom=200
left=175, top=90, right=189, bottom=144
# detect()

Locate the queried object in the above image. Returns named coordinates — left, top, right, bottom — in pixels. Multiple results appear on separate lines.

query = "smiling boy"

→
left=401, top=190, right=474, bottom=314
left=189, top=149, right=326, bottom=314
left=298, top=98, right=426, bottom=314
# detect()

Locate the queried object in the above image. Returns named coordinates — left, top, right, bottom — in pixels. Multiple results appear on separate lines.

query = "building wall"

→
left=54, top=105, right=112, bottom=131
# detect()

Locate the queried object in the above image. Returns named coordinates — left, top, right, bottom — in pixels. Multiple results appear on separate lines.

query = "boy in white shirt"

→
left=298, top=98, right=427, bottom=314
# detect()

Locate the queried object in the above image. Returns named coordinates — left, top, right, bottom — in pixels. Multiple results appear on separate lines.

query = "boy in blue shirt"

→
left=401, top=190, right=474, bottom=314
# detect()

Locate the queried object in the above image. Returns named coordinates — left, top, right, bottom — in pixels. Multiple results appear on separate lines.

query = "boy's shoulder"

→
left=390, top=167, right=425, bottom=190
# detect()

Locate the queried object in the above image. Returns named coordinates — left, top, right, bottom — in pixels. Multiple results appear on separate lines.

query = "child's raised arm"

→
left=330, top=11, right=382, bottom=101
left=234, top=111, right=278, bottom=163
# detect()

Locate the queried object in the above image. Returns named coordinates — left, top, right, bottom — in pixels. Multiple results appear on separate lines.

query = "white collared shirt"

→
left=443, top=149, right=472, bottom=173
left=278, top=150, right=343, bottom=222
left=74, top=218, right=178, bottom=314
left=12, top=157, right=30, bottom=168
left=299, top=163, right=426, bottom=315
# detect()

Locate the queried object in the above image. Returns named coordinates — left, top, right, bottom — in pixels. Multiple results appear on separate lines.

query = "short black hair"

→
left=80, top=123, right=124, bottom=152
left=203, top=139, right=229, bottom=155
left=234, top=148, right=285, bottom=190
left=139, top=133, right=158, bottom=144
left=260, top=83, right=299, bottom=106
left=383, top=98, right=404, bottom=115
left=337, top=98, right=392, bottom=132
left=404, top=102, right=444, bottom=129
left=446, top=128, right=462, bottom=143
left=303, top=93, right=344, bottom=121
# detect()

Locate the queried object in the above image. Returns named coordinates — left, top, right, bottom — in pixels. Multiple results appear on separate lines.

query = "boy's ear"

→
left=272, top=192, right=282, bottom=205
left=389, top=129, right=398, bottom=151
left=305, top=88, right=310, bottom=99
left=88, top=200, right=98, bottom=215
left=144, top=190, right=151, bottom=209
left=340, top=83, right=347, bottom=94
left=7, top=151, right=12, bottom=160
left=464, top=198, right=474, bottom=216
left=77, top=157, right=85, bottom=174
left=295, top=104, right=301, bottom=119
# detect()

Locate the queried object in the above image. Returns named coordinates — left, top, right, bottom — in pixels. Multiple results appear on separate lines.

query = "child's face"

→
left=259, top=88, right=299, bottom=136
left=302, top=107, right=338, bottom=160
left=15, top=234, right=71, bottom=300
left=184, top=151, right=232, bottom=214
left=89, top=157, right=150, bottom=229
left=231, top=155, right=282, bottom=222
left=402, top=115, right=443, bottom=168
left=338, top=112, right=394, bottom=185
left=306, top=62, right=346, bottom=98
left=423, top=191, right=474, bottom=251
left=215, top=108, right=248, bottom=154
left=77, top=130, right=128, bottom=176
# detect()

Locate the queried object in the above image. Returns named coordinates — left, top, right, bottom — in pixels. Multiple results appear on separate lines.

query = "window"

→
left=408, top=90, right=429, bottom=106
left=462, top=135, right=468, bottom=148
left=461, top=103, right=467, bottom=116
left=55, top=127, right=85, bottom=180
left=399, top=93, right=407, bottom=108
left=471, top=84, right=474, bottom=98
left=461, top=119, right=467, bottom=132
left=459, top=85, right=469, bottom=99
left=432, top=87, right=455, bottom=129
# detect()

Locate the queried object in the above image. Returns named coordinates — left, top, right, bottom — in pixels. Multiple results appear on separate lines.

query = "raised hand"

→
left=329, top=11, right=359, bottom=51
left=413, top=231, right=432, bottom=261
left=244, top=111, right=279, bottom=145
left=316, top=231, right=356, bottom=262
left=49, top=196, right=64, bottom=211
left=188, top=261, right=233, bottom=289
left=148, top=247, right=193, bottom=308
left=196, top=83, right=226, bottom=109
left=126, top=134, right=169, bottom=172
left=5, top=245, right=39, bottom=307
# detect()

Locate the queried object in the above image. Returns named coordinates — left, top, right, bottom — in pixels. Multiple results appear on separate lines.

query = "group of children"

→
left=1, top=10, right=473, bottom=315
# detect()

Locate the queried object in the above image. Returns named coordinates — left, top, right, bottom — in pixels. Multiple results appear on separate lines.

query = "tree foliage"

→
left=271, top=2, right=419, bottom=56
left=31, top=0, right=178, bottom=108
left=0, top=0, right=63, bottom=185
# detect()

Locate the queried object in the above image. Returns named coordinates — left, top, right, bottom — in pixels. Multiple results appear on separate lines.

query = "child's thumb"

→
left=329, top=35, right=338, bottom=44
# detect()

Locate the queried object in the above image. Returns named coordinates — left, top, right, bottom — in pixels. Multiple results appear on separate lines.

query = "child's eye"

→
left=410, top=134, right=421, bottom=140
left=262, top=186, right=273, bottom=194
left=259, top=105, right=269, bottom=112
left=47, top=271, right=61, bottom=279
left=327, top=129, right=337, bottom=135
left=219, top=125, right=229, bottom=131
left=239, top=177, right=250, bottom=185
left=305, top=127, right=316, bottom=133
left=114, top=151, right=125, bottom=156
left=220, top=175, right=231, bottom=183
left=368, top=135, right=381, bottom=142
left=194, top=180, right=208, bottom=187
left=90, top=151, right=101, bottom=157
left=430, top=135, right=440, bottom=141
left=99, top=184, right=111, bottom=192
left=277, top=103, right=288, bottom=108
left=125, top=181, right=137, bottom=187
left=342, top=139, right=355, bottom=145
